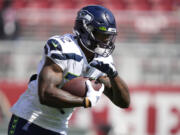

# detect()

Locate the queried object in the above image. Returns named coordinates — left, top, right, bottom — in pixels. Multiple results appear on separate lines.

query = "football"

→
left=62, top=77, right=102, bottom=97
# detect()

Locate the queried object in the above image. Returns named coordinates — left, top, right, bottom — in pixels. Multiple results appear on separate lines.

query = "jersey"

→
left=10, top=34, right=114, bottom=135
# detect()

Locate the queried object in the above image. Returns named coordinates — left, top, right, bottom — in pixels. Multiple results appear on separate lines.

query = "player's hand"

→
left=90, top=57, right=118, bottom=78
left=84, top=80, right=104, bottom=107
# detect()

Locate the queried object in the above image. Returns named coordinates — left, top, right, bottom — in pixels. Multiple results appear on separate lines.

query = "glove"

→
left=90, top=57, right=118, bottom=78
left=83, top=80, right=104, bottom=107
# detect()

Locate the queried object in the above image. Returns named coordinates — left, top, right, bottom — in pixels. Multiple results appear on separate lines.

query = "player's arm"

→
left=38, top=57, right=104, bottom=108
left=90, top=57, right=130, bottom=108
left=38, top=57, right=85, bottom=108
left=97, top=75, right=130, bottom=108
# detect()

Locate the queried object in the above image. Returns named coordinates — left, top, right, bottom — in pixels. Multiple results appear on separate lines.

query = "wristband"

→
left=83, top=97, right=91, bottom=108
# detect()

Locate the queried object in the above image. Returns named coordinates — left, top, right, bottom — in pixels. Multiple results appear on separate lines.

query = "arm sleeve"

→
left=44, top=37, right=67, bottom=71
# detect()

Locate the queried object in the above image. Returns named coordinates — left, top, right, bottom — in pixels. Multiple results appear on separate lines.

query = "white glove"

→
left=84, top=80, right=104, bottom=107
left=90, top=57, right=118, bottom=78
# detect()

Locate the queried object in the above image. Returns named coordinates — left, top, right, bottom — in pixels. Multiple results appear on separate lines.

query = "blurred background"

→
left=0, top=0, right=180, bottom=135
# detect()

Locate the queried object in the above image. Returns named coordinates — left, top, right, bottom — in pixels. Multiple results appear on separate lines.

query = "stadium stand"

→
left=0, top=1, right=180, bottom=135
left=0, top=0, right=180, bottom=43
left=3, top=0, right=180, bottom=11
left=104, top=0, right=127, bottom=10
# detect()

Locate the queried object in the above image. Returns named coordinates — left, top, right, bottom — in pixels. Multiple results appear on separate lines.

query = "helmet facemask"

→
left=91, top=30, right=116, bottom=57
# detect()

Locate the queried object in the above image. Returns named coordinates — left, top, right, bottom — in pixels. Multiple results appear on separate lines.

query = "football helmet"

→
left=74, top=5, right=117, bottom=57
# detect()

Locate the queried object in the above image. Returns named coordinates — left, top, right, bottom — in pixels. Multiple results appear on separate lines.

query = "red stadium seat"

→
left=26, top=0, right=51, bottom=9
left=11, top=0, right=27, bottom=9
left=151, top=0, right=173, bottom=11
left=152, top=3, right=173, bottom=11
left=77, top=0, right=104, bottom=9
left=0, top=0, right=4, bottom=9
left=104, top=0, right=127, bottom=10
left=50, top=0, right=78, bottom=9
left=173, top=0, right=180, bottom=11
left=84, top=0, right=103, bottom=5
left=127, top=0, right=152, bottom=11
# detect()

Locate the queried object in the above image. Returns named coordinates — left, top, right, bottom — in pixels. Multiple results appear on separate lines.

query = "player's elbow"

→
left=38, top=91, right=47, bottom=105
left=38, top=87, right=51, bottom=105
left=39, top=91, right=53, bottom=105
left=120, top=101, right=130, bottom=108
left=116, top=102, right=130, bottom=109
left=115, top=98, right=130, bottom=108
left=122, top=97, right=130, bottom=108
left=39, top=94, right=46, bottom=105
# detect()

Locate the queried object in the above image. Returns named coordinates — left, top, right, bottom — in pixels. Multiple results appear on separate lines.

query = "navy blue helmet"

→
left=74, top=5, right=117, bottom=57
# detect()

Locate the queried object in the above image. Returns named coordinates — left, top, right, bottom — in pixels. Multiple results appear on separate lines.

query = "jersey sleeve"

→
left=44, top=37, right=67, bottom=71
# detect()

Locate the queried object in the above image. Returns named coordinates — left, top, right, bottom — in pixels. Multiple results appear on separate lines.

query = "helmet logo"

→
left=78, top=10, right=93, bottom=22
left=99, top=26, right=107, bottom=31
left=82, top=14, right=92, bottom=22
left=108, top=28, right=116, bottom=32
left=99, top=27, right=117, bottom=33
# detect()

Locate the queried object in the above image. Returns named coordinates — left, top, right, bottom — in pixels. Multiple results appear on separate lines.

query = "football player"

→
left=8, top=5, right=130, bottom=135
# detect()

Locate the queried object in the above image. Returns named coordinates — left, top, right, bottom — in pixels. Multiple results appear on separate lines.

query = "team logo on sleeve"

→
left=47, top=39, right=62, bottom=51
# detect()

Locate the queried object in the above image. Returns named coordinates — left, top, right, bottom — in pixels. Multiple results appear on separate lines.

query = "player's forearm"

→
left=98, top=76, right=130, bottom=108
left=38, top=58, right=85, bottom=108
left=39, top=86, right=84, bottom=108
left=110, top=76, right=130, bottom=108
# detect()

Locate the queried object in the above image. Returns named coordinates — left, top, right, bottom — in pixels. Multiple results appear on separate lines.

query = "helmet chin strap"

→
left=79, top=38, right=94, bottom=53
left=73, top=29, right=80, bottom=37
